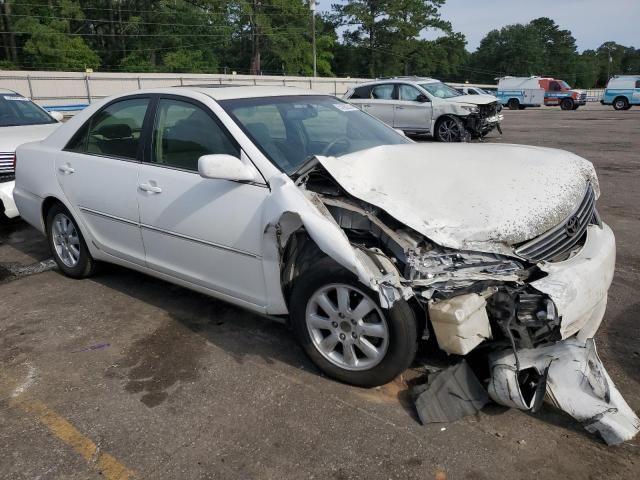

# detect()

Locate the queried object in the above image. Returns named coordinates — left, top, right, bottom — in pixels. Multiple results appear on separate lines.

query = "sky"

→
left=427, top=0, right=640, bottom=52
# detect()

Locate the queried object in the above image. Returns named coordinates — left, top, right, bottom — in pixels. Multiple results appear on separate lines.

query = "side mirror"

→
left=417, top=93, right=430, bottom=103
left=50, top=111, right=64, bottom=122
left=198, top=154, right=258, bottom=182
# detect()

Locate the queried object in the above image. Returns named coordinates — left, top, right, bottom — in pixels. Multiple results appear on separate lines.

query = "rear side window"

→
left=151, top=98, right=239, bottom=171
left=349, top=85, right=373, bottom=99
left=636, top=80, right=640, bottom=88
left=371, top=84, right=395, bottom=100
left=67, top=98, right=149, bottom=159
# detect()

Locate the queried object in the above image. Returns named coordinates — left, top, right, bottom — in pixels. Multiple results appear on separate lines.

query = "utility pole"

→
left=310, top=0, right=317, bottom=78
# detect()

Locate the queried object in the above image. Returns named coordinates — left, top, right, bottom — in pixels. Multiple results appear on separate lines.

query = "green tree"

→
left=333, top=0, right=450, bottom=77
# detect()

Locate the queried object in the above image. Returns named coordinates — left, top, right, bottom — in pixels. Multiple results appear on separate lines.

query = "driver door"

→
left=136, top=95, right=269, bottom=307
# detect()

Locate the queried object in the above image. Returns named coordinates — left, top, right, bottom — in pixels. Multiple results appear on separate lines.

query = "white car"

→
left=343, top=77, right=503, bottom=141
left=0, top=89, right=62, bottom=220
left=14, top=86, right=638, bottom=443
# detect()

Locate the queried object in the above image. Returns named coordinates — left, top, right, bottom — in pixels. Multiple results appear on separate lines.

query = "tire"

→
left=572, top=104, right=580, bottom=110
left=560, top=98, right=574, bottom=110
left=518, top=105, right=526, bottom=110
left=289, top=257, right=418, bottom=387
left=624, top=105, right=632, bottom=110
left=434, top=116, right=466, bottom=142
left=46, top=202, right=96, bottom=278
left=613, top=97, right=629, bottom=110
left=507, top=98, right=520, bottom=110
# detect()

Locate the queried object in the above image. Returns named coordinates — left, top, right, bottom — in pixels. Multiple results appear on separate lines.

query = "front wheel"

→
left=289, top=258, right=418, bottom=387
left=46, top=203, right=96, bottom=278
left=507, top=98, right=520, bottom=110
left=434, top=116, right=466, bottom=142
left=560, top=98, right=574, bottom=110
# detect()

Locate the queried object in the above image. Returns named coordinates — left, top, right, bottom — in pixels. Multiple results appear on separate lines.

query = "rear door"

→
left=366, top=83, right=396, bottom=126
left=393, top=84, right=432, bottom=132
left=55, top=95, right=151, bottom=265
left=136, top=95, right=268, bottom=307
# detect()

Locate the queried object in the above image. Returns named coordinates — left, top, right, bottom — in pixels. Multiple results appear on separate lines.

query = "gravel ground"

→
left=0, top=103, right=638, bottom=479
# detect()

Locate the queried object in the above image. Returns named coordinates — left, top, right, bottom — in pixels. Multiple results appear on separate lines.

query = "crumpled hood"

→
left=0, top=123, right=60, bottom=151
left=446, top=94, right=497, bottom=106
left=316, top=143, right=599, bottom=255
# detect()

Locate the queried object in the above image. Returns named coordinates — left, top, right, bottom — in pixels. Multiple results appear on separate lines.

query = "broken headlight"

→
left=460, top=105, right=479, bottom=113
left=405, top=248, right=526, bottom=291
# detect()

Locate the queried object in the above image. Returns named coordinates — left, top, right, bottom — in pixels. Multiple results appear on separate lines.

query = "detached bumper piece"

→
left=413, top=360, right=489, bottom=424
left=488, top=338, right=640, bottom=445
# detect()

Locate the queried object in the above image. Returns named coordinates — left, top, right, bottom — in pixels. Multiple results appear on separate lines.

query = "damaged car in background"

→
left=13, top=87, right=638, bottom=445
left=343, top=77, right=503, bottom=141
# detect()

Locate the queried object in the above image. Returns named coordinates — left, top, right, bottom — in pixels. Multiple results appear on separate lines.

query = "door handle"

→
left=138, top=183, right=162, bottom=194
left=58, top=164, right=75, bottom=174
left=396, top=106, right=405, bottom=110
left=362, top=104, right=371, bottom=108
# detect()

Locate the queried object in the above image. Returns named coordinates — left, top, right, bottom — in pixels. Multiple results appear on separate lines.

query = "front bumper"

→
left=0, top=180, right=18, bottom=218
left=488, top=338, right=640, bottom=445
left=531, top=223, right=615, bottom=340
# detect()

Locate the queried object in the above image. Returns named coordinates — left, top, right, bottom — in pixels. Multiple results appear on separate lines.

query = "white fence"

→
left=0, top=70, right=604, bottom=112
left=0, top=71, right=372, bottom=110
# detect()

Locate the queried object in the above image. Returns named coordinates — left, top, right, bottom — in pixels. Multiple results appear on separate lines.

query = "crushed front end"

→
left=464, top=101, right=503, bottom=138
left=295, top=161, right=638, bottom=444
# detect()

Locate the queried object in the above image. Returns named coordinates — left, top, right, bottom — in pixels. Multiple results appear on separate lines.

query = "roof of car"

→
left=173, top=85, right=322, bottom=100
left=0, top=88, right=18, bottom=95
left=353, top=77, right=440, bottom=87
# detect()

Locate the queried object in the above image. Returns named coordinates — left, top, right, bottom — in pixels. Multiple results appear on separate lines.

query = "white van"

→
left=496, top=77, right=545, bottom=110
left=601, top=75, right=640, bottom=110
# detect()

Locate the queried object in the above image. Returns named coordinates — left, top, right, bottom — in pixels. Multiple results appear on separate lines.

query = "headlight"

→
left=460, top=105, right=479, bottom=113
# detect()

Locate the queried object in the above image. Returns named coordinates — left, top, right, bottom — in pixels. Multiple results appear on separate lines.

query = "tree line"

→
left=0, top=0, right=638, bottom=88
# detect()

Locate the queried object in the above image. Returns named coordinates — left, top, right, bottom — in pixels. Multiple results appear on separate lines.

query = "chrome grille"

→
left=0, top=152, right=15, bottom=183
left=515, top=184, right=597, bottom=263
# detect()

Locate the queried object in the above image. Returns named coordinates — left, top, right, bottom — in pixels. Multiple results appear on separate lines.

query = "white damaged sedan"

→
left=14, top=87, right=638, bottom=444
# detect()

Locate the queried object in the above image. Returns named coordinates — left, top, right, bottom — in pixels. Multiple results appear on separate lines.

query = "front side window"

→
left=152, top=99, right=239, bottom=171
left=635, top=80, right=640, bottom=88
left=221, top=95, right=410, bottom=174
left=371, top=84, right=395, bottom=100
left=0, top=94, right=57, bottom=127
left=399, top=84, right=422, bottom=101
left=84, top=98, right=149, bottom=159
left=418, top=82, right=462, bottom=99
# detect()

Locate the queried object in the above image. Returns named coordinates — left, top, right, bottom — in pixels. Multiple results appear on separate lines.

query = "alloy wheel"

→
left=51, top=212, right=81, bottom=268
left=305, top=284, right=389, bottom=371
left=438, top=118, right=462, bottom=142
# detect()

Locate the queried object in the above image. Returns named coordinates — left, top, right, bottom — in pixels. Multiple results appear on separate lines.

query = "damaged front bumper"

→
left=488, top=338, right=640, bottom=445
left=532, top=223, right=615, bottom=341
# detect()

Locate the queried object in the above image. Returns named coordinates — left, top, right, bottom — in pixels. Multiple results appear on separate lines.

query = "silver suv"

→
left=344, top=77, right=503, bottom=142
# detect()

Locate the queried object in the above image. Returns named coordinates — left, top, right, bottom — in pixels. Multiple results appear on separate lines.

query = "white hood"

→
left=317, top=144, right=598, bottom=255
left=0, top=123, right=60, bottom=152
left=446, top=94, right=497, bottom=106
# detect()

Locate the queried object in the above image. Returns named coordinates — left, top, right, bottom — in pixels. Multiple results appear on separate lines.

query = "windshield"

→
left=0, top=94, right=57, bottom=127
left=560, top=81, right=572, bottom=90
left=219, top=95, right=410, bottom=174
left=418, top=82, right=463, bottom=99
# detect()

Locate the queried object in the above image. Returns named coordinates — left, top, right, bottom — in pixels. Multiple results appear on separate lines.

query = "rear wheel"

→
left=560, top=98, right=574, bottom=110
left=289, top=258, right=418, bottom=387
left=613, top=97, right=629, bottom=110
left=46, top=203, right=96, bottom=278
left=434, top=116, right=466, bottom=142
left=507, top=98, right=520, bottom=110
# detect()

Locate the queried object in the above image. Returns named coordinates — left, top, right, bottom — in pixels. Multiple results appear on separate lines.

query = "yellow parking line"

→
left=15, top=399, right=137, bottom=480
